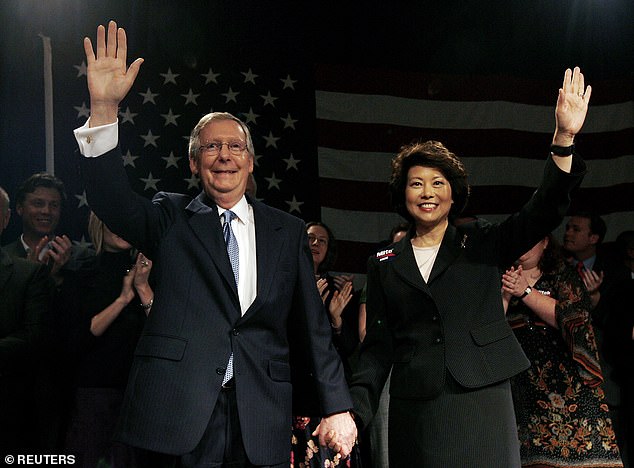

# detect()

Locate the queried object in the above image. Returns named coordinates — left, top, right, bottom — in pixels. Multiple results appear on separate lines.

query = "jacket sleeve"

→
left=348, top=256, right=394, bottom=429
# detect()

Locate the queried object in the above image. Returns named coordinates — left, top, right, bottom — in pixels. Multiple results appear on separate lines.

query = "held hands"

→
left=553, top=66, right=592, bottom=147
left=84, top=20, right=144, bottom=126
left=313, top=411, right=358, bottom=458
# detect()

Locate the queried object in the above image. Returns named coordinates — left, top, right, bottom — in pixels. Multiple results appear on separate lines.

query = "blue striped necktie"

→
left=222, top=210, right=239, bottom=385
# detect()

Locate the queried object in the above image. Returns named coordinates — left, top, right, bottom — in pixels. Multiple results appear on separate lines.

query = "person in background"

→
left=564, top=212, right=626, bottom=455
left=58, top=212, right=152, bottom=468
left=291, top=221, right=356, bottom=467
left=0, top=186, right=52, bottom=452
left=348, top=67, right=590, bottom=467
left=2, top=173, right=92, bottom=286
left=563, top=212, right=608, bottom=308
left=602, top=230, right=634, bottom=467
left=502, top=234, right=623, bottom=467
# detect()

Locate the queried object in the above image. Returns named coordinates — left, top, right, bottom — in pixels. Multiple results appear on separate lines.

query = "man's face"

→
left=16, top=187, right=62, bottom=238
left=563, top=216, right=597, bottom=256
left=189, top=119, right=253, bottom=207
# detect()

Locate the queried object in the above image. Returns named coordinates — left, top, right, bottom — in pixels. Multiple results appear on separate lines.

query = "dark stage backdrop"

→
left=1, top=0, right=632, bottom=277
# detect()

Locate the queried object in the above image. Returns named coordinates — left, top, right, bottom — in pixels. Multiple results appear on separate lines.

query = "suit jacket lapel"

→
left=391, top=235, right=431, bottom=295
left=427, top=223, right=464, bottom=284
left=392, top=224, right=464, bottom=292
left=186, top=192, right=239, bottom=301
left=240, top=199, right=284, bottom=320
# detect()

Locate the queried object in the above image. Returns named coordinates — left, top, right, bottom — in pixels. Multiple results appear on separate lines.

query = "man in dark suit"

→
left=73, top=21, right=356, bottom=467
left=0, top=186, right=52, bottom=451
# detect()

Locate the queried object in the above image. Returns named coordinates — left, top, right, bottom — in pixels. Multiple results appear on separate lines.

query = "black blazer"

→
left=81, top=149, right=352, bottom=465
left=0, top=248, right=51, bottom=375
left=349, top=155, right=586, bottom=428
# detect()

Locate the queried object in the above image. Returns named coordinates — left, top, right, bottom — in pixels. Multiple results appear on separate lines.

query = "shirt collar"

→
left=217, top=195, right=251, bottom=226
left=20, top=234, right=31, bottom=253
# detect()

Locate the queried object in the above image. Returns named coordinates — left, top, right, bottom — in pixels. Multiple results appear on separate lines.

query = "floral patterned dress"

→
left=507, top=263, right=623, bottom=467
left=291, top=416, right=351, bottom=468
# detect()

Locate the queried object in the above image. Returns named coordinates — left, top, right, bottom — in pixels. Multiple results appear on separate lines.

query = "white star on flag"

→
left=184, top=174, right=200, bottom=190
left=262, top=132, right=280, bottom=148
left=161, top=109, right=180, bottom=126
left=119, top=107, right=138, bottom=124
left=73, top=235, right=93, bottom=251
left=260, top=91, right=278, bottom=107
left=281, top=113, right=297, bottom=130
left=285, top=196, right=304, bottom=214
left=139, top=88, right=159, bottom=105
left=140, top=172, right=161, bottom=191
left=241, top=68, right=259, bottom=84
left=181, top=89, right=200, bottom=106
left=160, top=68, right=179, bottom=85
left=201, top=68, right=220, bottom=84
left=222, top=87, right=240, bottom=103
left=280, top=75, right=297, bottom=90
left=243, top=107, right=259, bottom=124
left=162, top=152, right=181, bottom=169
left=283, top=154, right=300, bottom=170
left=74, top=61, right=87, bottom=77
left=141, top=130, right=160, bottom=148
left=74, top=102, right=90, bottom=119
left=265, top=172, right=282, bottom=190
left=122, top=150, right=139, bottom=168
left=75, top=190, right=89, bottom=208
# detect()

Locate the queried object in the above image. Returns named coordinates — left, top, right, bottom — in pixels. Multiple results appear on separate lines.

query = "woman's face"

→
left=405, top=165, right=453, bottom=230
left=307, top=225, right=329, bottom=270
left=103, top=225, right=132, bottom=252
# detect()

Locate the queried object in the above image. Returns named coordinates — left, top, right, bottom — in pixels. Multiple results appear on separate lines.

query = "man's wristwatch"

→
left=520, top=286, right=532, bottom=299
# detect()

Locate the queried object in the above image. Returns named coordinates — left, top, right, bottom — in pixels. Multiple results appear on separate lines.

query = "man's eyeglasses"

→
left=199, top=141, right=248, bottom=156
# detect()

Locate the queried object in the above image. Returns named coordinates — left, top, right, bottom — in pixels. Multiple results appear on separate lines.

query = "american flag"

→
left=2, top=13, right=632, bottom=282
left=314, top=63, right=634, bottom=275
left=53, top=59, right=321, bottom=250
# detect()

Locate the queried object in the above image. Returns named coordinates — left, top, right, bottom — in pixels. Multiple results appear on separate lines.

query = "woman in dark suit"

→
left=347, top=67, right=591, bottom=467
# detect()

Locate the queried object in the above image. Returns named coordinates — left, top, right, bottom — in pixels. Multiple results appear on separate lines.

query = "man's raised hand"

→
left=84, top=20, right=144, bottom=126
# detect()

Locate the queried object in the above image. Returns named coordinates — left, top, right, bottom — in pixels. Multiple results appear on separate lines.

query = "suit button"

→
left=435, top=337, right=442, bottom=344
left=432, top=316, right=438, bottom=321
left=216, top=367, right=226, bottom=375
left=232, top=329, right=240, bottom=336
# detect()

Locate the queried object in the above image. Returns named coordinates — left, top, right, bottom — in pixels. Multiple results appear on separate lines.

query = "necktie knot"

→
left=576, top=260, right=585, bottom=275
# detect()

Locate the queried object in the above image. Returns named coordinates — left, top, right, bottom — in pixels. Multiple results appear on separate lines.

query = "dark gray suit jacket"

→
left=350, top=154, right=586, bottom=428
left=81, top=148, right=352, bottom=465
left=0, top=248, right=51, bottom=376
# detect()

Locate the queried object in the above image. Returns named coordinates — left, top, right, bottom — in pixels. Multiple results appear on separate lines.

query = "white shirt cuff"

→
left=73, top=119, right=119, bottom=157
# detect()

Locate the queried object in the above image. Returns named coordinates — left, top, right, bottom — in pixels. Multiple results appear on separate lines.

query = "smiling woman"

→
left=347, top=67, right=593, bottom=467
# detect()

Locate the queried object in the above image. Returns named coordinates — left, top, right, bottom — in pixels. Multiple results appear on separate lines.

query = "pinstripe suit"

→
left=349, top=155, right=586, bottom=467
left=80, top=148, right=352, bottom=466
